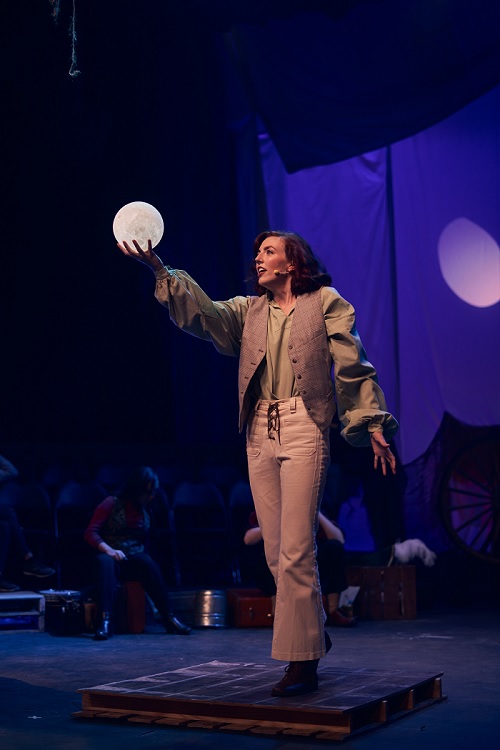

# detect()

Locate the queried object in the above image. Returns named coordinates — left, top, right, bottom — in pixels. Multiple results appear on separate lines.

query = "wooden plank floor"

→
left=76, top=661, right=446, bottom=741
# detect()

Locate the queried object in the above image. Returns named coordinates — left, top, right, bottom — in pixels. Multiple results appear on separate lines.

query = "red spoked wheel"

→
left=439, top=435, right=500, bottom=564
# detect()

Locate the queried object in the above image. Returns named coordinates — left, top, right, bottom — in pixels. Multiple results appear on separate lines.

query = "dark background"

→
left=2, top=2, right=248, bottom=470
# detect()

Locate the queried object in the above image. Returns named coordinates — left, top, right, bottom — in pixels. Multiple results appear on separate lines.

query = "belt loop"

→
left=290, top=397, right=296, bottom=413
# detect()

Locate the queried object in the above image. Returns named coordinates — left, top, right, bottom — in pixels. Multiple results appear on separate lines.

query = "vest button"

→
left=292, top=358, right=297, bottom=363
left=297, top=374, right=302, bottom=379
left=302, top=390, right=307, bottom=394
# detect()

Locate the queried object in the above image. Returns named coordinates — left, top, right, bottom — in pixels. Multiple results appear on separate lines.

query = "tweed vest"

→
left=238, top=290, right=335, bottom=432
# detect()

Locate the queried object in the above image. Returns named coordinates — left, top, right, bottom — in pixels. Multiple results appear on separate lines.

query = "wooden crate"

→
left=226, top=588, right=274, bottom=628
left=114, top=581, right=146, bottom=634
left=346, top=565, right=416, bottom=620
left=0, top=591, right=45, bottom=631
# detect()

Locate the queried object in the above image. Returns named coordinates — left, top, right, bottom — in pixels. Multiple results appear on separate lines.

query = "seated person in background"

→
left=244, top=510, right=356, bottom=627
left=84, top=466, right=191, bottom=640
left=0, top=453, right=55, bottom=592
left=349, top=538, right=437, bottom=568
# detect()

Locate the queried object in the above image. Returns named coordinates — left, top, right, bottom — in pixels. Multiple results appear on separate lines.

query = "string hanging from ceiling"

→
left=49, top=0, right=80, bottom=78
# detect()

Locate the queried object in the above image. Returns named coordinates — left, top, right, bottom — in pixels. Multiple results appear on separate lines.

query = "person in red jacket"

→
left=84, top=466, right=190, bottom=640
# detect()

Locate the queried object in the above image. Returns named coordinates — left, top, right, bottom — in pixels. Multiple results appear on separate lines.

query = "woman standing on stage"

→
left=118, top=230, right=398, bottom=697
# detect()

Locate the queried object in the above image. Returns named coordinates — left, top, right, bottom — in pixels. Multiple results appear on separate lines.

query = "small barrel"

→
left=193, top=589, right=226, bottom=628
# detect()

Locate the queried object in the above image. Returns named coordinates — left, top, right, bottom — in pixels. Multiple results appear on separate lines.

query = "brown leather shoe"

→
left=271, top=660, right=319, bottom=697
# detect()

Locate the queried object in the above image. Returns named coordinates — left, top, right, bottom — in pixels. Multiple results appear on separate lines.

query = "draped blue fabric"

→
left=391, top=87, right=500, bottom=461
left=230, top=0, right=500, bottom=171
left=258, top=87, right=500, bottom=464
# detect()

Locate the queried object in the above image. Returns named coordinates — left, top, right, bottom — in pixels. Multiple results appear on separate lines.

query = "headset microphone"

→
left=273, top=269, right=290, bottom=276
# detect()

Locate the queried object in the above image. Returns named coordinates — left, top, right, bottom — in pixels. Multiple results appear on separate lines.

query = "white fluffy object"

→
left=394, top=539, right=437, bottom=567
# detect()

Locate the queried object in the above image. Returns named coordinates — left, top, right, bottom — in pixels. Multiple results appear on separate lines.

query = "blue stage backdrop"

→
left=255, top=86, right=500, bottom=464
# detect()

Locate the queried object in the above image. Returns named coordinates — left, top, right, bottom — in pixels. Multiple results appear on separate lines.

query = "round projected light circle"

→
left=438, top=217, right=500, bottom=308
left=113, top=201, right=164, bottom=249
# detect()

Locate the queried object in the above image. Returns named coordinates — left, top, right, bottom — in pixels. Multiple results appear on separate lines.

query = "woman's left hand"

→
left=370, top=431, right=396, bottom=476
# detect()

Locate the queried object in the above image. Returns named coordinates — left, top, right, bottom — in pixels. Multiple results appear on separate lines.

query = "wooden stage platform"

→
left=75, top=660, right=446, bottom=741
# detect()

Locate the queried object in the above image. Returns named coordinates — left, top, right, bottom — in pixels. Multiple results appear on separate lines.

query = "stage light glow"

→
left=113, top=201, right=164, bottom=250
left=438, top=217, right=500, bottom=307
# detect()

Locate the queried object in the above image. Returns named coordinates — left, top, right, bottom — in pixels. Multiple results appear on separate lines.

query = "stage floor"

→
left=77, top=660, right=445, bottom=741
left=3, top=606, right=499, bottom=750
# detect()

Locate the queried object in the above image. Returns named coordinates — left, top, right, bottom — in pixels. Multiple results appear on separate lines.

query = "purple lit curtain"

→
left=391, top=87, right=500, bottom=462
left=258, top=87, right=500, bottom=464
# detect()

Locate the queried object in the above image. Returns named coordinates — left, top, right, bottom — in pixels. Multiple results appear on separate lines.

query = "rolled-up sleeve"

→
left=323, top=287, right=399, bottom=447
left=154, top=267, right=249, bottom=357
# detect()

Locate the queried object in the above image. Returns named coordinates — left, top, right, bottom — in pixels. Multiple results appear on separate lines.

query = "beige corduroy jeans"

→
left=246, top=397, right=330, bottom=661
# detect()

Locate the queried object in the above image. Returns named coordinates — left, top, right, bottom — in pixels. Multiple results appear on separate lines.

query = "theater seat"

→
left=54, top=480, right=107, bottom=589
left=171, top=481, right=233, bottom=587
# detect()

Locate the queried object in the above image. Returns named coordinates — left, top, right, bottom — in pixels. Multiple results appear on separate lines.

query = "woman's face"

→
left=255, top=236, right=293, bottom=289
left=138, top=482, right=157, bottom=506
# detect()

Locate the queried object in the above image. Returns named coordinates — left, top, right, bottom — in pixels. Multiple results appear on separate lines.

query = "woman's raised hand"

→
left=117, top=238, right=164, bottom=273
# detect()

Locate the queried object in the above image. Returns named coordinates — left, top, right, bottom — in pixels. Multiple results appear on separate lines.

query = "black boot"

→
left=271, top=660, right=319, bottom=697
left=162, top=613, right=191, bottom=635
left=94, top=612, right=112, bottom=641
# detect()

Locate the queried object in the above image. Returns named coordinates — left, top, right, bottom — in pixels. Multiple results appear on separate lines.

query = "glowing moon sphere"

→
left=113, top=201, right=164, bottom=249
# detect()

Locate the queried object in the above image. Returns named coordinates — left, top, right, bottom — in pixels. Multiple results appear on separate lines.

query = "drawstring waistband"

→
left=258, top=397, right=297, bottom=444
